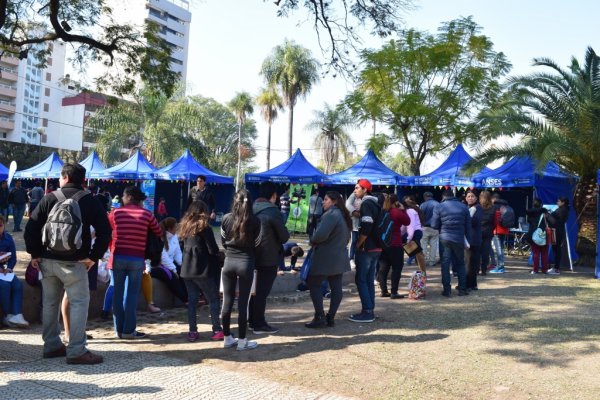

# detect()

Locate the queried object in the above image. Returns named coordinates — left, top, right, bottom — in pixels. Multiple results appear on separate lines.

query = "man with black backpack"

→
left=348, top=179, right=381, bottom=323
left=24, top=163, right=112, bottom=365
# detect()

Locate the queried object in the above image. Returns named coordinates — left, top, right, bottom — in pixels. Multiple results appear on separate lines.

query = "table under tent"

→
left=404, top=144, right=491, bottom=200
left=473, top=156, right=579, bottom=269
left=153, top=149, right=235, bottom=219
left=324, top=149, right=409, bottom=197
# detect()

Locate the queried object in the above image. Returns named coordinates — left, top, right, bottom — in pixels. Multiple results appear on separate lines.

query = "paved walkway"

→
left=0, top=325, right=353, bottom=400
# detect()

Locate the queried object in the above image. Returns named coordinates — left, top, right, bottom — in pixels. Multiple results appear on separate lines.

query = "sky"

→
left=183, top=0, right=599, bottom=174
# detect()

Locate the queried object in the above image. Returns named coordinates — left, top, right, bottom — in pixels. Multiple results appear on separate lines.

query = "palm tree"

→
left=307, top=103, right=356, bottom=174
left=468, top=47, right=600, bottom=229
left=261, top=40, right=320, bottom=157
left=256, top=87, right=283, bottom=170
left=228, top=91, right=254, bottom=190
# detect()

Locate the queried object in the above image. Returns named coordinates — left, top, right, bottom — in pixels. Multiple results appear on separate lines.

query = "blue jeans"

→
left=12, top=203, right=25, bottom=231
left=40, top=258, right=90, bottom=358
left=184, top=278, right=222, bottom=333
left=440, top=240, right=466, bottom=292
left=492, top=234, right=505, bottom=267
left=355, top=250, right=380, bottom=311
left=0, top=207, right=8, bottom=221
left=349, top=231, right=358, bottom=260
left=280, top=211, right=289, bottom=225
left=0, top=276, right=23, bottom=315
left=112, top=256, right=144, bottom=335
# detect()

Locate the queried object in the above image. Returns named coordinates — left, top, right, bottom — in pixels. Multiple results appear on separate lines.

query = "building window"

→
left=42, top=118, right=48, bottom=127
left=45, top=88, right=50, bottom=96
left=43, top=103, right=49, bottom=112
left=45, top=72, right=51, bottom=81
left=47, top=58, right=52, bottom=66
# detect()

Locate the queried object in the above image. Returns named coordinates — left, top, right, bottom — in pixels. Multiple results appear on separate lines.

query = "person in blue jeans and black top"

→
left=348, top=179, right=381, bottom=323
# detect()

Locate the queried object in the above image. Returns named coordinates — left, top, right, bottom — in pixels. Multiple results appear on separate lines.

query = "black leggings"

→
left=150, top=266, right=188, bottom=303
left=221, top=258, right=254, bottom=339
left=307, top=274, right=343, bottom=316
left=377, top=246, right=404, bottom=294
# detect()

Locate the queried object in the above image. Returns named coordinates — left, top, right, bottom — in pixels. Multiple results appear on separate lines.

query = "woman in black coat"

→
left=465, top=190, right=483, bottom=290
left=479, top=191, right=495, bottom=274
left=179, top=200, right=222, bottom=342
left=526, top=198, right=549, bottom=273
left=546, top=197, right=570, bottom=275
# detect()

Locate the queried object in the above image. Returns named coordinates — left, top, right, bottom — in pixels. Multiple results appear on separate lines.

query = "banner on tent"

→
left=141, top=180, right=156, bottom=213
left=286, top=184, right=313, bottom=233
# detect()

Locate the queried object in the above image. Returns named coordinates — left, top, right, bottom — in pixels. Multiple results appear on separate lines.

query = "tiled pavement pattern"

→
left=0, top=325, right=353, bottom=400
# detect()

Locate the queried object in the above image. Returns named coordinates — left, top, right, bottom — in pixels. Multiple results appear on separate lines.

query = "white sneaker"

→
left=223, top=334, right=238, bottom=349
left=237, top=338, right=258, bottom=351
left=547, top=268, right=560, bottom=275
left=350, top=260, right=356, bottom=269
left=3, top=314, right=15, bottom=327
left=8, top=314, right=29, bottom=328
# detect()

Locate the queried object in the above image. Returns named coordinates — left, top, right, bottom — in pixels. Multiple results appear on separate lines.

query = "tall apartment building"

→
left=0, top=41, right=81, bottom=151
left=113, top=0, right=192, bottom=83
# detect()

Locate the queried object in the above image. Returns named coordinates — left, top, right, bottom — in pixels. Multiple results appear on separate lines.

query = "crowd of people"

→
left=0, top=163, right=571, bottom=365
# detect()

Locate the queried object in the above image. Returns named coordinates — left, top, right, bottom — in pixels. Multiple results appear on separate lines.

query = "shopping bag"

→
left=300, top=248, right=314, bottom=281
left=408, top=271, right=426, bottom=300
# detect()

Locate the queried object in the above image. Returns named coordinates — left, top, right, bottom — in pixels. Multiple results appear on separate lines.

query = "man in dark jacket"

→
left=8, top=180, right=27, bottom=232
left=420, top=191, right=440, bottom=267
left=0, top=180, right=9, bottom=220
left=349, top=179, right=381, bottom=323
left=431, top=190, right=471, bottom=297
left=187, top=175, right=216, bottom=219
left=24, top=163, right=112, bottom=365
left=251, top=182, right=290, bottom=334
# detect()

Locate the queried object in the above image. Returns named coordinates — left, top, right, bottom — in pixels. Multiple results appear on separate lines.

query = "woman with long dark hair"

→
left=465, top=190, right=483, bottom=290
left=402, top=195, right=427, bottom=273
left=479, top=191, right=495, bottom=275
left=109, top=186, right=161, bottom=339
left=305, top=191, right=352, bottom=328
left=220, top=190, right=261, bottom=350
left=377, top=194, right=410, bottom=298
left=526, top=198, right=549, bottom=274
left=179, top=200, right=224, bottom=342
left=546, top=196, right=570, bottom=275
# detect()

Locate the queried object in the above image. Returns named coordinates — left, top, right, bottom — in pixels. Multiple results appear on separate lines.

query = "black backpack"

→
left=376, top=208, right=394, bottom=249
left=145, top=230, right=164, bottom=267
left=499, top=204, right=516, bottom=228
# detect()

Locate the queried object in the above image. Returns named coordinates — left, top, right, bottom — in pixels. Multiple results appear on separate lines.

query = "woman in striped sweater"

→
left=108, top=186, right=162, bottom=339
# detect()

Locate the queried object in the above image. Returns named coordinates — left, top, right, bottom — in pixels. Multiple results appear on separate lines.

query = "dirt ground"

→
left=11, top=230, right=600, bottom=400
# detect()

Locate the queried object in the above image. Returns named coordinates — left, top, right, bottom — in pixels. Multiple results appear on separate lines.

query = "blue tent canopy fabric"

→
left=153, top=149, right=234, bottom=184
left=14, top=152, right=64, bottom=179
left=325, top=149, right=409, bottom=186
left=245, top=149, right=327, bottom=184
left=88, top=151, right=156, bottom=180
left=409, top=144, right=491, bottom=187
left=79, top=151, right=106, bottom=176
left=0, top=162, right=8, bottom=180
left=476, top=156, right=579, bottom=262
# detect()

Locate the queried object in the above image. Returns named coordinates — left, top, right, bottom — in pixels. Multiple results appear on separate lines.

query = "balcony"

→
left=0, top=117, right=15, bottom=130
left=0, top=100, right=16, bottom=113
left=0, top=70, right=18, bottom=81
left=0, top=56, right=19, bottom=67
left=0, top=84, right=17, bottom=98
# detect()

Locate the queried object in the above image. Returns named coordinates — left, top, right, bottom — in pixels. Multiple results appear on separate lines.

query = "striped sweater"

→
left=108, top=204, right=162, bottom=260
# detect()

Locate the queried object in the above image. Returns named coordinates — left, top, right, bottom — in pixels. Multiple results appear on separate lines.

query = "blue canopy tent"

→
left=409, top=144, right=491, bottom=188
left=79, top=151, right=106, bottom=177
left=153, top=149, right=235, bottom=218
left=88, top=151, right=156, bottom=180
left=14, top=152, right=64, bottom=179
left=474, top=156, right=579, bottom=267
left=325, top=149, right=410, bottom=186
left=245, top=149, right=327, bottom=184
left=0, top=162, right=8, bottom=180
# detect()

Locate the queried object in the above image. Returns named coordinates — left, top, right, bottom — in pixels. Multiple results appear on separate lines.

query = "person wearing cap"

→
left=420, top=192, right=440, bottom=267
left=348, top=179, right=381, bottom=323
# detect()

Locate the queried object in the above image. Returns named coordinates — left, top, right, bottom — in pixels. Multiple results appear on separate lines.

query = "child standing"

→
left=157, top=197, right=168, bottom=221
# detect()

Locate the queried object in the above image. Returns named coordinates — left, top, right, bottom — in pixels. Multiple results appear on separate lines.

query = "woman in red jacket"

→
left=376, top=194, right=410, bottom=299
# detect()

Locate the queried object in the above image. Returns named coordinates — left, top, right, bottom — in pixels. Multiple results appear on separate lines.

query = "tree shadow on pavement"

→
left=0, top=379, right=161, bottom=399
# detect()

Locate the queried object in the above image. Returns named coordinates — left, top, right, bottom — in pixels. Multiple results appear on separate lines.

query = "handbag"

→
left=25, top=261, right=41, bottom=287
left=532, top=215, right=547, bottom=246
left=403, top=240, right=421, bottom=257
left=299, top=247, right=314, bottom=281
left=546, top=226, right=557, bottom=245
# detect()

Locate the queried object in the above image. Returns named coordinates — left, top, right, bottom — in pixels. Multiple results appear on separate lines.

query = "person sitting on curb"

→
left=0, top=215, right=29, bottom=328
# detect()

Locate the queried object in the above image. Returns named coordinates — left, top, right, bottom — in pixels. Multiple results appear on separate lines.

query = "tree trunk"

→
left=288, top=105, right=294, bottom=158
left=236, top=123, right=242, bottom=191
left=266, top=123, right=272, bottom=170
left=572, top=176, right=597, bottom=265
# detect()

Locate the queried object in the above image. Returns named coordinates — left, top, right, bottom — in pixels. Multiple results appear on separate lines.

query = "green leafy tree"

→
left=88, top=86, right=202, bottom=166
left=467, top=47, right=600, bottom=225
left=261, top=39, right=320, bottom=157
left=0, top=1, right=177, bottom=96
left=346, top=17, right=511, bottom=175
left=256, top=87, right=283, bottom=170
left=228, top=92, right=254, bottom=191
left=307, top=103, right=356, bottom=174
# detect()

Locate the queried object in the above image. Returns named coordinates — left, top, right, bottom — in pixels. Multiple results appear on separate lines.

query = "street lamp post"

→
left=36, top=127, right=45, bottom=162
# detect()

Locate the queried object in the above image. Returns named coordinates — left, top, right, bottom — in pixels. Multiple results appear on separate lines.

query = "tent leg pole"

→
left=565, top=222, right=574, bottom=271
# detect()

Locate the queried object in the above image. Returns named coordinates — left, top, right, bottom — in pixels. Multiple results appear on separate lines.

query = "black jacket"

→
left=0, top=187, right=8, bottom=209
left=358, top=196, right=382, bottom=251
left=24, top=183, right=112, bottom=262
left=253, top=199, right=290, bottom=267
left=187, top=187, right=216, bottom=213
left=8, top=187, right=27, bottom=205
left=180, top=228, right=220, bottom=279
left=480, top=206, right=495, bottom=238
left=526, top=206, right=548, bottom=242
left=221, top=212, right=261, bottom=260
left=548, top=204, right=569, bottom=239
